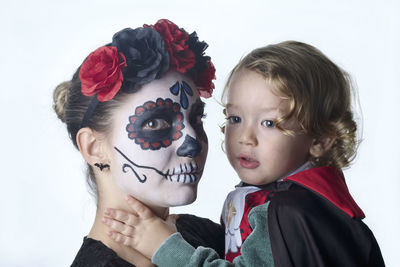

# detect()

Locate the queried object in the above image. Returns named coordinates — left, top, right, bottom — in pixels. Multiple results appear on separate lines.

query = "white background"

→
left=1, top=0, right=399, bottom=266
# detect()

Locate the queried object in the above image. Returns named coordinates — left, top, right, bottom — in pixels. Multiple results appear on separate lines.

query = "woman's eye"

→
left=227, top=116, right=241, bottom=124
left=262, top=120, right=275, bottom=128
left=142, top=118, right=170, bottom=130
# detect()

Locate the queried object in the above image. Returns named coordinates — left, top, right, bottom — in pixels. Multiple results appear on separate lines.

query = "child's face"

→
left=224, top=69, right=313, bottom=185
left=105, top=71, right=208, bottom=207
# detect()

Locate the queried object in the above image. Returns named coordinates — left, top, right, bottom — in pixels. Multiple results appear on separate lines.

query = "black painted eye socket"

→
left=126, top=98, right=185, bottom=150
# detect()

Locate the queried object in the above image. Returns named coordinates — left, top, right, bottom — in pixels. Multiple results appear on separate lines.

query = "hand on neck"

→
left=87, top=171, right=168, bottom=266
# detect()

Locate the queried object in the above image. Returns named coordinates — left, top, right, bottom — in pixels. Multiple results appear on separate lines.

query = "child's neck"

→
left=277, top=161, right=312, bottom=181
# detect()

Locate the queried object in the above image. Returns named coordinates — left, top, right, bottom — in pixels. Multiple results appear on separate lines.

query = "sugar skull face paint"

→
left=126, top=98, right=184, bottom=150
left=169, top=80, right=194, bottom=109
left=107, top=71, right=208, bottom=207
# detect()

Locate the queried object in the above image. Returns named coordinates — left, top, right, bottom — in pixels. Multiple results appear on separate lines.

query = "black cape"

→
left=267, top=166, right=385, bottom=266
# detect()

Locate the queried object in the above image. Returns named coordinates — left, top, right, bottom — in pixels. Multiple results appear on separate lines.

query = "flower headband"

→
left=79, top=19, right=216, bottom=128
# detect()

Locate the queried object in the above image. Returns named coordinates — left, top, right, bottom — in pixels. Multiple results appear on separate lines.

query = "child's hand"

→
left=102, top=195, right=178, bottom=259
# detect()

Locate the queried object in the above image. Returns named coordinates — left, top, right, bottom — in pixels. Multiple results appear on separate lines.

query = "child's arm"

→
left=103, top=196, right=274, bottom=266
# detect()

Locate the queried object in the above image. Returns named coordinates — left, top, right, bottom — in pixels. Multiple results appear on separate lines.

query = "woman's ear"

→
left=309, top=137, right=335, bottom=158
left=76, top=127, right=109, bottom=166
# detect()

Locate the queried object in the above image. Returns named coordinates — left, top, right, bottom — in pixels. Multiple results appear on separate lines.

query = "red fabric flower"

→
left=146, top=19, right=195, bottom=73
left=79, top=46, right=127, bottom=102
left=195, top=60, right=216, bottom=98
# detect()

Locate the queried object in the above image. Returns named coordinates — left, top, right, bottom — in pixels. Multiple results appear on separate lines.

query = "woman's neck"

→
left=88, top=194, right=168, bottom=266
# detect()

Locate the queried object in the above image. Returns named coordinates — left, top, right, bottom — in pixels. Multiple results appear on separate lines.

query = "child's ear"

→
left=76, top=127, right=109, bottom=167
left=309, top=137, right=335, bottom=158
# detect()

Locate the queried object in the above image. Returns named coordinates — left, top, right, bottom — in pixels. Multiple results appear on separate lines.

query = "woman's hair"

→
left=222, top=41, right=358, bottom=169
left=53, top=69, right=130, bottom=198
left=53, top=19, right=215, bottom=199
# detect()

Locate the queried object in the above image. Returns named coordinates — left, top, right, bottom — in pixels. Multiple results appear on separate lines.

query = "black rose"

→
left=187, top=31, right=211, bottom=76
left=112, top=27, right=170, bottom=91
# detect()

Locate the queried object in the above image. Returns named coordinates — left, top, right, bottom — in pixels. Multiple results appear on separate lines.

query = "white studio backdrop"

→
left=0, top=0, right=398, bottom=266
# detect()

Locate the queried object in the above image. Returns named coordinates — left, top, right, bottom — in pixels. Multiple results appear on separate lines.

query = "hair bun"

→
left=53, top=81, right=70, bottom=123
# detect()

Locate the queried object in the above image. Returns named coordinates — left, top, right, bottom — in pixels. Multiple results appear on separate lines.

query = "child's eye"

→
left=261, top=120, right=275, bottom=128
left=227, top=116, right=241, bottom=124
left=142, top=118, right=170, bottom=130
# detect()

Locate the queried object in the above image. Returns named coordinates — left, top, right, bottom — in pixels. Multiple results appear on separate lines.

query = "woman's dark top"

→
left=70, top=214, right=225, bottom=267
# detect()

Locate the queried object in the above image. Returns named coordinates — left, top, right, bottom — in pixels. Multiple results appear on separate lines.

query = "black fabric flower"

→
left=112, top=27, right=170, bottom=91
left=187, top=31, right=211, bottom=76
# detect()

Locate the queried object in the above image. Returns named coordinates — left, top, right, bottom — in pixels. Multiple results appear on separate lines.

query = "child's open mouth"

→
left=238, top=156, right=260, bottom=169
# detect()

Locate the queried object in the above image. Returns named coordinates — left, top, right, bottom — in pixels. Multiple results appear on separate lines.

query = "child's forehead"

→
left=227, top=71, right=289, bottom=109
left=231, top=69, right=287, bottom=94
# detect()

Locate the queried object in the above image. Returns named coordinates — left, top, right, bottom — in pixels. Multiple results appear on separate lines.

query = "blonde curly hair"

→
left=222, top=41, right=358, bottom=169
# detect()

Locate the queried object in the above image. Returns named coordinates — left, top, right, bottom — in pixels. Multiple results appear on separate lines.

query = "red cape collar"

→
left=284, top=166, right=365, bottom=219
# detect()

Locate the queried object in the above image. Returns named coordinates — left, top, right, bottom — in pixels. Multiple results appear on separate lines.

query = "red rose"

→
left=146, top=19, right=195, bottom=73
left=79, top=46, right=127, bottom=102
left=195, top=60, right=216, bottom=98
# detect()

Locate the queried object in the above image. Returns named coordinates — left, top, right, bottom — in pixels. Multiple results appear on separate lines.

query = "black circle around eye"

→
left=126, top=98, right=185, bottom=150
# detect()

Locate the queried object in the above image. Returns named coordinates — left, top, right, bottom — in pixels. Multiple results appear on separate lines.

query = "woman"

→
left=53, top=19, right=223, bottom=266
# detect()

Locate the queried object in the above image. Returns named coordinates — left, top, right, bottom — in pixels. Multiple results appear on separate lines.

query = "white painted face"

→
left=107, top=71, right=208, bottom=207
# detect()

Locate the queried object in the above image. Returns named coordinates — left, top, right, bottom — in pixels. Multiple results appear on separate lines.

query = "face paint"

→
left=169, top=81, right=194, bottom=109
left=126, top=98, right=184, bottom=150
left=107, top=71, right=208, bottom=208
left=114, top=146, right=200, bottom=183
left=176, top=135, right=202, bottom=158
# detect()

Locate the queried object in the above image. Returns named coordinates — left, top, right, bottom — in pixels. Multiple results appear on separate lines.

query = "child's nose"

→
left=239, top=126, right=258, bottom=146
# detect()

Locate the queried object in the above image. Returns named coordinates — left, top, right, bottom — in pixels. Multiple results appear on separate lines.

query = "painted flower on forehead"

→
left=79, top=46, right=127, bottom=102
left=145, top=19, right=195, bottom=73
left=112, top=27, right=170, bottom=91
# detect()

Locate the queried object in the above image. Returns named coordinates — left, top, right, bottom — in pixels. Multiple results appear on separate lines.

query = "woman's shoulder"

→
left=70, top=237, right=134, bottom=267
left=176, top=214, right=225, bottom=258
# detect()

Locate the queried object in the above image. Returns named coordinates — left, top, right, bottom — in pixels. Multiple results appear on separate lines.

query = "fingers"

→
left=104, top=208, right=139, bottom=227
left=108, top=231, right=135, bottom=247
left=102, top=216, right=135, bottom=237
left=126, top=195, right=153, bottom=219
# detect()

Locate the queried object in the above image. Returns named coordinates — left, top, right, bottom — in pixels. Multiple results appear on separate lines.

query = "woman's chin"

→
left=164, top=187, right=198, bottom=207
left=169, top=194, right=197, bottom=207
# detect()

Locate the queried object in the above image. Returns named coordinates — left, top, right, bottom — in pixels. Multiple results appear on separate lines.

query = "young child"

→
left=102, top=41, right=385, bottom=266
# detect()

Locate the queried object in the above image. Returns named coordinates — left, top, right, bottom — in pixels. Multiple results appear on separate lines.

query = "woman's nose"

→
left=239, top=126, right=257, bottom=146
left=177, top=134, right=202, bottom=158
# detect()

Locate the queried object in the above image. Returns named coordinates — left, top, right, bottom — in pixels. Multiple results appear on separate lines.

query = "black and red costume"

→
left=152, top=166, right=385, bottom=266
